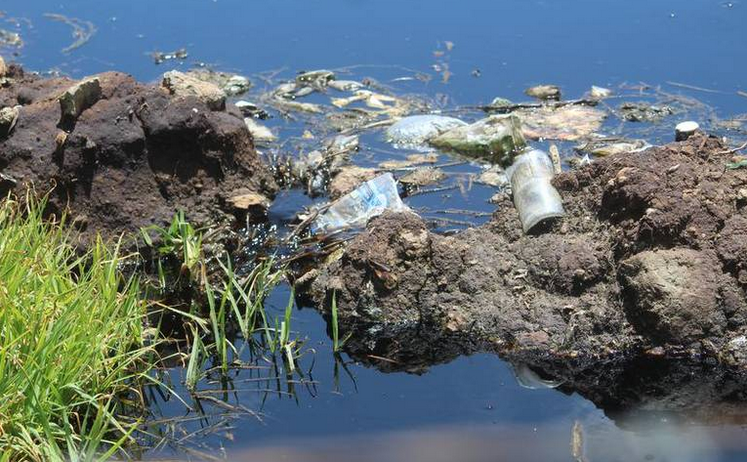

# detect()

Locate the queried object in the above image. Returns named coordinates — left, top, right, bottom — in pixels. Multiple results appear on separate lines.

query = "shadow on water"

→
left=2, top=0, right=747, bottom=460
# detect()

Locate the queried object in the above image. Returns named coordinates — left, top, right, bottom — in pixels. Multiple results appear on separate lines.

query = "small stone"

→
left=227, top=192, right=270, bottom=211
left=737, top=188, right=747, bottom=202
left=525, top=84, right=561, bottom=101
left=0, top=105, right=19, bottom=137
left=478, top=165, right=509, bottom=188
left=59, top=77, right=102, bottom=123
left=162, top=70, right=226, bottom=110
left=400, top=167, right=446, bottom=187
left=186, top=69, right=251, bottom=96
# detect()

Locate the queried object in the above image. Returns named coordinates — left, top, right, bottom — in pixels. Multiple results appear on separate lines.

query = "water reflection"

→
left=222, top=418, right=747, bottom=462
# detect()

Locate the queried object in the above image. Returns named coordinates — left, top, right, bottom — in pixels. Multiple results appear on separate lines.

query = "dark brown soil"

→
left=0, top=64, right=276, bottom=243
left=311, top=134, right=747, bottom=372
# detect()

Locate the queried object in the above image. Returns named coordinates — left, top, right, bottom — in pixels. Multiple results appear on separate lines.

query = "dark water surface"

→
left=3, top=1, right=747, bottom=460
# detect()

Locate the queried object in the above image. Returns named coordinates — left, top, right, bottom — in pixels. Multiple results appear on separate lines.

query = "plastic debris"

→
left=386, top=115, right=467, bottom=150
left=328, top=79, right=365, bottom=92
left=489, top=97, right=513, bottom=108
left=576, top=138, right=650, bottom=157
left=589, top=85, right=612, bottom=100
left=675, top=121, right=699, bottom=141
left=0, top=56, right=6, bottom=77
left=312, top=173, right=409, bottom=234
left=619, top=102, right=676, bottom=122
left=525, top=84, right=561, bottom=101
left=514, top=105, right=606, bottom=141
left=511, top=363, right=564, bottom=389
left=152, top=48, right=188, bottom=65
left=295, top=69, right=335, bottom=91
left=379, top=152, right=439, bottom=169
left=244, top=118, right=276, bottom=143
left=0, top=29, right=22, bottom=48
left=235, top=100, right=269, bottom=119
left=508, top=149, right=565, bottom=233
left=325, top=134, right=359, bottom=156
left=429, top=114, right=526, bottom=165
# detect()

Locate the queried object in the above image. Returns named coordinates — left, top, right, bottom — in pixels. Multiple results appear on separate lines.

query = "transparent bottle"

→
left=312, top=173, right=409, bottom=234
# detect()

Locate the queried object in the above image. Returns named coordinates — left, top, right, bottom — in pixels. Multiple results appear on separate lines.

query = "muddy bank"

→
left=0, top=63, right=276, bottom=242
left=311, top=134, right=747, bottom=371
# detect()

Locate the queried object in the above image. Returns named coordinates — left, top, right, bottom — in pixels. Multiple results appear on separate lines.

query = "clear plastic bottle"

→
left=312, top=173, right=409, bottom=234
left=508, top=149, right=565, bottom=233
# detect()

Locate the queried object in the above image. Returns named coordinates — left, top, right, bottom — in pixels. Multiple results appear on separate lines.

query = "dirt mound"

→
left=311, top=134, right=747, bottom=371
left=0, top=64, right=276, bottom=242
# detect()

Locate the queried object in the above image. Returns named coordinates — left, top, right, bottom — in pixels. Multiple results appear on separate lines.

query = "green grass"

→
left=0, top=196, right=155, bottom=461
left=142, top=213, right=302, bottom=388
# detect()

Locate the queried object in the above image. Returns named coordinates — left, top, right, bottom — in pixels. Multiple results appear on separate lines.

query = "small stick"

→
left=406, top=184, right=460, bottom=197
left=738, top=91, right=747, bottom=99
left=549, top=144, right=562, bottom=174
left=475, top=98, right=598, bottom=113
left=717, top=140, right=747, bottom=155
left=665, top=81, right=723, bottom=94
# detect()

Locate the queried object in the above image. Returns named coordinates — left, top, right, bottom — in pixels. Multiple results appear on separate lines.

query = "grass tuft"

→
left=0, top=195, right=154, bottom=461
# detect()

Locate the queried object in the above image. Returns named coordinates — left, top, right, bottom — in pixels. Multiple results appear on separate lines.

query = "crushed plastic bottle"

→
left=312, top=173, right=409, bottom=234
left=508, top=149, right=565, bottom=233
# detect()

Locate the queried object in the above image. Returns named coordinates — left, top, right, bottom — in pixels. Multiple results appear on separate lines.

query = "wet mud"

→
left=310, top=134, right=747, bottom=418
left=0, top=64, right=276, bottom=243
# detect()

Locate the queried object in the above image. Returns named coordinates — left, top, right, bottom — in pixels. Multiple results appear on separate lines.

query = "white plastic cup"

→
left=509, top=150, right=565, bottom=233
left=675, top=121, right=699, bottom=142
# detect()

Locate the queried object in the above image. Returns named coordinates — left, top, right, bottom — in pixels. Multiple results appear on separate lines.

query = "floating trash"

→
left=619, top=101, right=676, bottom=122
left=675, top=120, right=700, bottom=141
left=0, top=29, right=22, bottom=48
left=244, top=118, right=276, bottom=143
left=235, top=100, right=269, bottom=119
left=429, top=114, right=526, bottom=165
left=514, top=105, right=607, bottom=141
left=386, top=114, right=467, bottom=150
left=575, top=138, right=650, bottom=157
left=588, top=85, right=612, bottom=100
left=525, top=84, right=561, bottom=101
left=312, top=173, right=409, bottom=234
left=44, top=13, right=96, bottom=53
left=152, top=48, right=188, bottom=65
